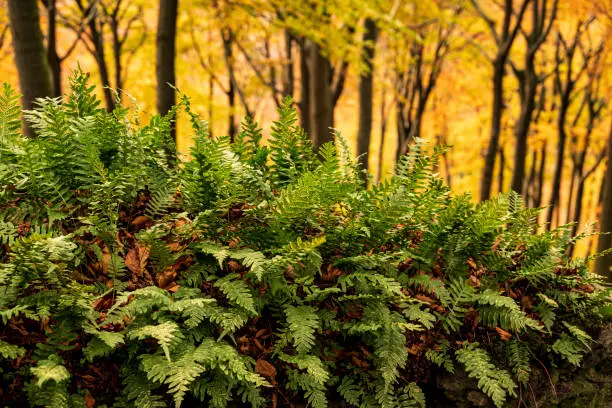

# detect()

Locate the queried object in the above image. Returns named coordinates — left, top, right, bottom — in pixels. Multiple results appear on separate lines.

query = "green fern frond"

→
left=284, top=305, right=319, bottom=353
left=456, top=343, right=517, bottom=408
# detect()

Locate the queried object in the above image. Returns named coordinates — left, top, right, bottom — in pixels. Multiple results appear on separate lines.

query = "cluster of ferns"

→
left=0, top=70, right=610, bottom=408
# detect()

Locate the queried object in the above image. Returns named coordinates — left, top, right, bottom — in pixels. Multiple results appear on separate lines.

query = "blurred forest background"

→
left=1, top=0, right=612, bottom=276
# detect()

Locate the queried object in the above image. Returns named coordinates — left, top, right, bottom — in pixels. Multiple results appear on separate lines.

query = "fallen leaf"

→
left=255, top=329, right=268, bottom=338
left=85, top=393, right=96, bottom=408
left=520, top=295, right=533, bottom=310
left=469, top=275, right=482, bottom=287
left=156, top=268, right=177, bottom=289
left=467, top=258, right=477, bottom=269
left=415, top=294, right=436, bottom=304
left=167, top=241, right=183, bottom=252
left=131, top=215, right=152, bottom=229
left=495, top=327, right=512, bottom=341
left=125, top=244, right=150, bottom=277
left=255, top=359, right=276, bottom=379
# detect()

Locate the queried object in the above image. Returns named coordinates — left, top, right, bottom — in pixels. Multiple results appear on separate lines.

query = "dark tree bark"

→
left=45, top=0, right=61, bottom=97
left=510, top=0, right=558, bottom=195
left=40, top=0, right=85, bottom=97
left=526, top=150, right=538, bottom=205
left=156, top=0, right=178, bottom=132
left=306, top=39, right=334, bottom=151
left=535, top=142, right=547, bottom=208
left=7, top=0, right=53, bottom=137
left=90, top=12, right=114, bottom=111
left=79, top=1, right=114, bottom=111
left=222, top=29, right=237, bottom=138
left=596, top=127, right=612, bottom=282
left=356, top=18, right=379, bottom=183
left=472, top=0, right=531, bottom=201
left=498, top=145, right=506, bottom=193
left=299, top=40, right=311, bottom=134
left=283, top=30, right=294, bottom=98
left=377, top=84, right=389, bottom=183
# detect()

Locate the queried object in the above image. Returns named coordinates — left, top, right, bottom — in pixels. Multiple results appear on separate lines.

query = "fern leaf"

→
left=284, top=305, right=319, bottom=353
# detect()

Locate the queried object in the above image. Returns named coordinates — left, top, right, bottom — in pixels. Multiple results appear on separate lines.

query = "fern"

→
left=425, top=343, right=454, bottom=373
left=0, top=338, right=25, bottom=359
left=442, top=278, right=474, bottom=333
left=215, top=275, right=256, bottom=314
left=128, top=322, right=184, bottom=361
left=476, top=289, right=541, bottom=332
left=455, top=343, right=517, bottom=408
left=552, top=322, right=593, bottom=366
left=284, top=305, right=319, bottom=353
left=507, top=340, right=531, bottom=384
left=0, top=73, right=610, bottom=408
left=31, top=354, right=70, bottom=387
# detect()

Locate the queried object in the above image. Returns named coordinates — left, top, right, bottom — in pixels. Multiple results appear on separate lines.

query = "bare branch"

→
left=190, top=24, right=229, bottom=95
left=234, top=38, right=283, bottom=105
left=332, top=59, right=349, bottom=107
left=470, top=0, right=500, bottom=44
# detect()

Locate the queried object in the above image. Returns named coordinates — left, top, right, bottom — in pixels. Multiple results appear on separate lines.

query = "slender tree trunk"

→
left=156, top=0, right=178, bottom=139
left=87, top=12, right=115, bottom=112
left=221, top=29, right=237, bottom=138
left=566, top=169, right=577, bottom=223
left=511, top=56, right=538, bottom=194
left=377, top=87, right=387, bottom=183
left=46, top=0, right=62, bottom=97
left=7, top=0, right=53, bottom=137
left=527, top=149, right=537, bottom=206
left=498, top=144, right=505, bottom=194
left=571, top=175, right=586, bottom=238
left=535, top=142, right=547, bottom=208
left=283, top=31, right=294, bottom=97
left=443, top=149, right=452, bottom=188
left=547, top=104, right=569, bottom=227
left=306, top=39, right=333, bottom=151
left=299, top=40, right=311, bottom=134
left=110, top=22, right=123, bottom=99
left=208, top=76, right=214, bottom=137
left=356, top=18, right=378, bottom=184
left=481, top=61, right=505, bottom=201
left=595, top=128, right=612, bottom=281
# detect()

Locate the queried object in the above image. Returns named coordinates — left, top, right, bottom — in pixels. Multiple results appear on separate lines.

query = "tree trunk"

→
left=527, top=149, right=537, bottom=206
left=498, top=145, right=505, bottom=194
left=156, top=0, right=178, bottom=138
left=356, top=18, right=378, bottom=184
left=221, top=29, right=237, bottom=138
left=306, top=39, right=333, bottom=151
left=377, top=87, right=387, bottom=183
left=87, top=12, right=114, bottom=112
left=481, top=61, right=505, bottom=201
left=46, top=0, right=62, bottom=97
left=283, top=31, right=294, bottom=97
left=111, top=21, right=123, bottom=100
left=299, top=40, right=311, bottom=135
left=535, top=142, right=547, bottom=208
left=511, top=56, right=538, bottom=195
left=7, top=0, right=53, bottom=137
left=595, top=128, right=612, bottom=281
left=547, top=103, right=569, bottom=227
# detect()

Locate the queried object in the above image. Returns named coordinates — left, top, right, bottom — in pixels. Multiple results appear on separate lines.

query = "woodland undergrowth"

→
left=0, top=70, right=610, bottom=408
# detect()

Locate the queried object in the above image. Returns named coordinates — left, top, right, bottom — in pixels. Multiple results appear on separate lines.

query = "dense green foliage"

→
left=0, top=72, right=610, bottom=408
